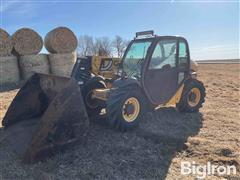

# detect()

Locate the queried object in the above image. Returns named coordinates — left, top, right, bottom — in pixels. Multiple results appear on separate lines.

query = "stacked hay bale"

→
left=44, top=27, right=78, bottom=77
left=1, top=26, right=77, bottom=87
left=12, top=28, right=49, bottom=80
left=0, top=28, right=13, bottom=56
left=19, top=54, right=49, bottom=79
left=0, top=28, right=20, bottom=87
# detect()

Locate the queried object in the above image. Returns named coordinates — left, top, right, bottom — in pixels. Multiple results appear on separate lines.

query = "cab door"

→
left=144, top=38, right=189, bottom=105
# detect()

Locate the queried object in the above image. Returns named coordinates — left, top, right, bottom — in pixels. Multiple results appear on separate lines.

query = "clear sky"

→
left=1, top=0, right=239, bottom=60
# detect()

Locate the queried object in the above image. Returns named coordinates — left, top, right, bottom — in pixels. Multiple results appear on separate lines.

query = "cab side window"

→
left=178, top=41, right=188, bottom=68
left=149, top=40, right=177, bottom=70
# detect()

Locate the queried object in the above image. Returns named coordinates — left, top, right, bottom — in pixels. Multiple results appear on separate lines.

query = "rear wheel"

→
left=82, top=77, right=106, bottom=117
left=177, top=79, right=205, bottom=112
left=106, top=86, right=146, bottom=131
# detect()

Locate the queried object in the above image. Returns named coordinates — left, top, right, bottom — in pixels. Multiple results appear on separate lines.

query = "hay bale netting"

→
left=0, top=28, right=13, bottom=56
left=44, top=27, right=78, bottom=53
left=19, top=54, right=50, bottom=80
left=48, top=52, right=77, bottom=77
left=0, top=56, right=20, bottom=86
left=12, top=28, right=43, bottom=55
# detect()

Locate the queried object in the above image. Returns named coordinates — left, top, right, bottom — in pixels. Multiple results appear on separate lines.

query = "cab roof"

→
left=134, top=30, right=187, bottom=41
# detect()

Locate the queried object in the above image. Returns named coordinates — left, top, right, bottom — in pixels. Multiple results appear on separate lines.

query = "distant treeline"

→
left=196, top=59, right=240, bottom=64
left=77, top=35, right=130, bottom=58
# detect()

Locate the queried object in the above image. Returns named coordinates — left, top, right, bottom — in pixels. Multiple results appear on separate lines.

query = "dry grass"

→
left=0, top=89, right=18, bottom=126
left=0, top=64, right=239, bottom=179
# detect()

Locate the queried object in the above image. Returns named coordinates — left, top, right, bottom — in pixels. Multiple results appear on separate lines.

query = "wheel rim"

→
left=187, top=88, right=201, bottom=107
left=122, top=97, right=140, bottom=122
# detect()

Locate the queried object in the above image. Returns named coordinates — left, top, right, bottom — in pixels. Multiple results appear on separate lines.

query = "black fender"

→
left=112, top=78, right=141, bottom=89
left=109, top=78, right=146, bottom=101
left=83, top=76, right=107, bottom=90
left=108, top=77, right=154, bottom=113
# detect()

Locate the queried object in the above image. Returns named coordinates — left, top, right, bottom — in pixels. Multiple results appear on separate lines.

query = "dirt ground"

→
left=0, top=64, right=239, bottom=180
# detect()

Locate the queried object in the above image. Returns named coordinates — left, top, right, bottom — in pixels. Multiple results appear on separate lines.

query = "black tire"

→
left=106, top=86, right=146, bottom=131
left=82, top=77, right=106, bottom=117
left=177, top=79, right=206, bottom=112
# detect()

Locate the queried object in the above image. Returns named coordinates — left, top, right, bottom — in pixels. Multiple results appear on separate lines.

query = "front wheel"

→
left=106, top=86, right=146, bottom=131
left=82, top=77, right=106, bottom=117
left=177, top=79, right=206, bottom=112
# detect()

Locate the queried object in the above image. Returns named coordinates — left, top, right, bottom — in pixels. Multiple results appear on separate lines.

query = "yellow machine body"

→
left=91, top=56, right=121, bottom=79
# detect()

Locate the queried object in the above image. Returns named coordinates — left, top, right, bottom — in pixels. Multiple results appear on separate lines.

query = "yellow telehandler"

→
left=2, top=31, right=205, bottom=163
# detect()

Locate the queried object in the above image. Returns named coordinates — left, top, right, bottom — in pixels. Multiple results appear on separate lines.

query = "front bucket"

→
left=2, top=73, right=89, bottom=163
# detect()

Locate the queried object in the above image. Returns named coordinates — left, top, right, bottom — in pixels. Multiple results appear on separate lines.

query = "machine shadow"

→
left=83, top=107, right=203, bottom=179
left=135, top=107, right=203, bottom=178
left=0, top=107, right=203, bottom=179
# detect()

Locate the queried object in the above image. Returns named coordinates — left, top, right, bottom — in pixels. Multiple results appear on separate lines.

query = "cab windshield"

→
left=122, top=40, right=152, bottom=78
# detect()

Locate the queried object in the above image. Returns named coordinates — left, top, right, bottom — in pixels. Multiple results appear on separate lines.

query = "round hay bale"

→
left=0, top=56, right=20, bottom=85
left=12, top=28, right=43, bottom=55
left=19, top=54, right=50, bottom=80
left=48, top=52, right=77, bottom=77
left=44, top=27, right=78, bottom=54
left=0, top=28, right=13, bottom=56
